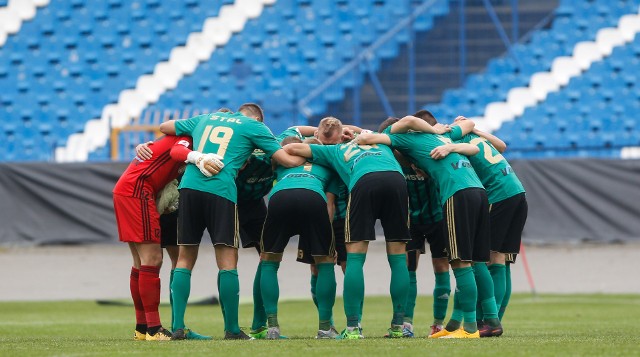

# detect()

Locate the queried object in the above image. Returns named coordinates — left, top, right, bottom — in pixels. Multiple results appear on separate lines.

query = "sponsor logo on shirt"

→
left=500, top=165, right=513, bottom=176
left=450, top=159, right=473, bottom=170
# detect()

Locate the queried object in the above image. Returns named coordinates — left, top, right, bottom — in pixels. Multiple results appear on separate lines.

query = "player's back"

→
left=271, top=162, right=335, bottom=201
left=389, top=131, right=483, bottom=205
left=175, top=112, right=282, bottom=203
left=113, top=136, right=189, bottom=197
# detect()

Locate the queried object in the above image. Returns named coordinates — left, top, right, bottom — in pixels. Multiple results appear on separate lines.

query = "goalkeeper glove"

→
left=186, top=151, right=225, bottom=177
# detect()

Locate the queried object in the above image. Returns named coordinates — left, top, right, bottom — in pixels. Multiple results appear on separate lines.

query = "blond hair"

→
left=318, top=116, right=342, bottom=138
left=303, top=137, right=323, bottom=145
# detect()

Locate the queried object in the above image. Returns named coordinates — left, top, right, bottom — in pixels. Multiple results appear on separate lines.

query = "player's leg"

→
left=170, top=189, right=205, bottom=340
left=135, top=242, right=169, bottom=340
left=437, top=190, right=481, bottom=339
left=377, top=172, right=411, bottom=338
left=495, top=193, right=528, bottom=322
left=256, top=190, right=296, bottom=339
left=405, top=250, right=419, bottom=327
left=471, top=189, right=499, bottom=337
left=425, top=221, right=451, bottom=336
left=238, top=199, right=269, bottom=335
left=127, top=243, right=147, bottom=340
left=301, top=192, right=337, bottom=339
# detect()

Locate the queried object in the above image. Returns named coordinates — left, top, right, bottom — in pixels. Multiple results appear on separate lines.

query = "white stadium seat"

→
left=618, top=14, right=640, bottom=41
left=551, top=56, right=582, bottom=86
left=529, top=72, right=560, bottom=101
left=595, top=28, right=626, bottom=56
left=572, top=41, right=604, bottom=70
left=506, top=87, right=537, bottom=117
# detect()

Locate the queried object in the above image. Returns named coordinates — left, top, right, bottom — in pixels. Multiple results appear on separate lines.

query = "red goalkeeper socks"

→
left=139, top=265, right=162, bottom=329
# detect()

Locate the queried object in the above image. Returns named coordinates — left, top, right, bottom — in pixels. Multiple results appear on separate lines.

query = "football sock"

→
left=433, top=271, right=451, bottom=325
left=139, top=265, right=162, bottom=329
left=169, top=269, right=175, bottom=330
left=388, top=254, right=409, bottom=326
left=473, top=263, right=499, bottom=327
left=404, top=271, right=417, bottom=324
left=489, top=264, right=507, bottom=314
left=251, top=261, right=267, bottom=330
left=344, top=253, right=366, bottom=328
left=216, top=270, right=226, bottom=323
left=310, top=273, right=319, bottom=307
left=260, top=261, right=281, bottom=328
left=499, top=264, right=512, bottom=320
left=147, top=325, right=161, bottom=336
left=130, top=267, right=146, bottom=326
left=453, top=266, right=478, bottom=333
left=316, top=262, right=336, bottom=331
left=171, top=268, right=192, bottom=331
left=219, top=269, right=241, bottom=334
left=446, top=293, right=462, bottom=331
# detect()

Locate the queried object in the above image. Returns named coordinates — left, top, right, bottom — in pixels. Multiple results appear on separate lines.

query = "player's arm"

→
left=283, top=143, right=313, bottom=158
left=451, top=116, right=476, bottom=136
left=271, top=149, right=305, bottom=168
left=354, top=133, right=392, bottom=146
left=473, top=129, right=507, bottom=153
left=294, top=126, right=318, bottom=137
left=170, top=138, right=224, bottom=177
left=159, top=120, right=177, bottom=135
left=389, top=116, right=449, bottom=134
left=430, top=143, right=479, bottom=160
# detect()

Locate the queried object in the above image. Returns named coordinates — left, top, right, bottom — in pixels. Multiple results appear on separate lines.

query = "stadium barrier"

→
left=0, top=159, right=639, bottom=246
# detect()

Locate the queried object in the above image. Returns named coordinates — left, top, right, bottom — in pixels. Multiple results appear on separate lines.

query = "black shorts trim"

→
left=177, top=189, right=239, bottom=247
left=443, top=188, right=490, bottom=262
left=298, top=218, right=346, bottom=265
left=261, top=189, right=334, bottom=258
left=489, top=193, right=528, bottom=254
left=345, top=172, right=410, bottom=243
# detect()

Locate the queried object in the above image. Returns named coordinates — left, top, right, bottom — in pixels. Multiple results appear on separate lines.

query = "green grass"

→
left=1, top=294, right=638, bottom=356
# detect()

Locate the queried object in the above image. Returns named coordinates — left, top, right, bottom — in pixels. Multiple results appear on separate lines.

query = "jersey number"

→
left=197, top=126, right=234, bottom=158
left=469, top=137, right=504, bottom=164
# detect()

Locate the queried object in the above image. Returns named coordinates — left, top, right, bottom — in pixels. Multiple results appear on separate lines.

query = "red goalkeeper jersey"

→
left=113, top=136, right=192, bottom=198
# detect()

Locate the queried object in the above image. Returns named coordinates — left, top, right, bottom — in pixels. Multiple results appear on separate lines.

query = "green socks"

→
left=453, top=266, right=478, bottom=333
left=218, top=269, right=241, bottom=334
left=489, top=264, right=507, bottom=314
left=260, top=261, right=280, bottom=327
left=316, top=263, right=336, bottom=331
left=170, top=268, right=191, bottom=331
left=445, top=292, right=462, bottom=331
left=473, top=263, right=499, bottom=327
left=499, top=264, right=512, bottom=320
left=433, top=271, right=451, bottom=324
left=388, top=254, right=409, bottom=326
left=310, top=273, right=319, bottom=308
left=344, top=253, right=366, bottom=327
left=404, top=271, right=417, bottom=324
left=170, top=269, right=175, bottom=330
left=251, top=261, right=267, bottom=330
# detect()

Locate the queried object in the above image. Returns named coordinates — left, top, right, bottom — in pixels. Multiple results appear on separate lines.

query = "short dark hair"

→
left=238, top=103, right=264, bottom=122
left=217, top=107, right=233, bottom=113
left=280, top=136, right=303, bottom=146
left=412, top=110, right=437, bottom=126
left=377, top=117, right=400, bottom=133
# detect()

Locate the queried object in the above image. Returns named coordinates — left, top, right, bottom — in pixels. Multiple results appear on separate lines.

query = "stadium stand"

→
left=1, top=0, right=639, bottom=161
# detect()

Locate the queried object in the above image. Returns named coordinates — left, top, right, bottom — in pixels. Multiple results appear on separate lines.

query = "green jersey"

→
left=236, top=151, right=274, bottom=202
left=270, top=162, right=337, bottom=202
left=175, top=112, right=282, bottom=203
left=450, top=131, right=525, bottom=204
left=236, top=127, right=304, bottom=202
left=309, top=142, right=402, bottom=191
left=328, top=178, right=348, bottom=220
left=402, top=166, right=443, bottom=225
left=388, top=126, right=483, bottom=206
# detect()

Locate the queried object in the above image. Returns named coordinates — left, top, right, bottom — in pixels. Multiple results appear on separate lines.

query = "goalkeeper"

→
left=114, top=135, right=223, bottom=341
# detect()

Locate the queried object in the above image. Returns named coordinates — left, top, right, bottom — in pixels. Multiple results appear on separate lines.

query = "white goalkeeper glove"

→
left=186, top=151, right=225, bottom=177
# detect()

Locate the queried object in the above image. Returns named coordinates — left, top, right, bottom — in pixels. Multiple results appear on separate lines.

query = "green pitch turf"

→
left=0, top=294, right=638, bottom=356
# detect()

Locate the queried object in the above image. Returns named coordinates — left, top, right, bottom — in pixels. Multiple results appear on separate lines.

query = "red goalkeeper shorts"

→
left=113, top=193, right=161, bottom=243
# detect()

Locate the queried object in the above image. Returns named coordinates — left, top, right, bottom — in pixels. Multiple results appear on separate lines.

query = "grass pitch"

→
left=0, top=294, right=638, bottom=356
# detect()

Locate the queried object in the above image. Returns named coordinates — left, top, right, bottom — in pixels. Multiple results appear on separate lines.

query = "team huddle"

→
left=113, top=103, right=527, bottom=341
